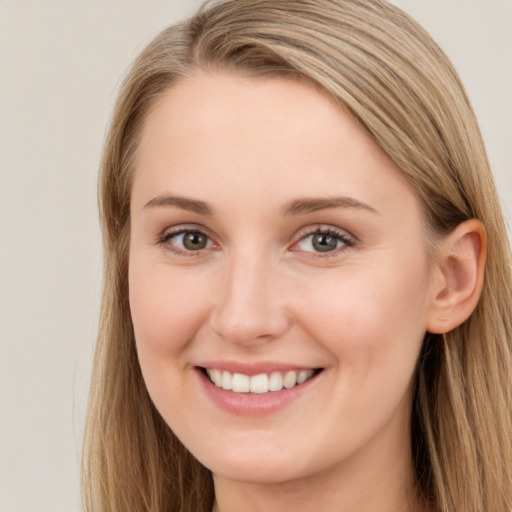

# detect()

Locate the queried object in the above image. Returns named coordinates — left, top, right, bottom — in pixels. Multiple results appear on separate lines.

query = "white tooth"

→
left=297, top=369, right=313, bottom=384
left=268, top=371, right=284, bottom=391
left=221, top=371, right=233, bottom=390
left=232, top=373, right=250, bottom=393
left=250, top=373, right=269, bottom=394
left=212, top=369, right=222, bottom=387
left=206, top=368, right=212, bottom=379
left=283, top=370, right=297, bottom=389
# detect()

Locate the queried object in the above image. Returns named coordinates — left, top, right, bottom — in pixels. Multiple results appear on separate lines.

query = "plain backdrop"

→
left=0, top=1, right=510, bottom=511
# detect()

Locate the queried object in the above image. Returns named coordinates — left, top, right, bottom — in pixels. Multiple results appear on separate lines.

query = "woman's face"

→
left=129, top=71, right=437, bottom=485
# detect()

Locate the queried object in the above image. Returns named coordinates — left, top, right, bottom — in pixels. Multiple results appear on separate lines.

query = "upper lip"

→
left=196, top=361, right=321, bottom=376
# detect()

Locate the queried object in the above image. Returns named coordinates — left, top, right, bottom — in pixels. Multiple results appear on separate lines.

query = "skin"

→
left=128, top=70, right=445, bottom=512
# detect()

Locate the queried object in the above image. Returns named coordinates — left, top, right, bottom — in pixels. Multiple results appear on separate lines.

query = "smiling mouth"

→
left=201, top=368, right=322, bottom=394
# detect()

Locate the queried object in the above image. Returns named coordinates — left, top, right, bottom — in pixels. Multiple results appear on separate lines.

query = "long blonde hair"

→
left=82, top=1, right=512, bottom=510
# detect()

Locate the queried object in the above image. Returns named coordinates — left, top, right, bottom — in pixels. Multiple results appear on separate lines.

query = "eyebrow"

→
left=142, top=194, right=377, bottom=216
left=143, top=194, right=214, bottom=215
left=282, top=196, right=378, bottom=216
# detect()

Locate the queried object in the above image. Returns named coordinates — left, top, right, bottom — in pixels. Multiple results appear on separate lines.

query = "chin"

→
left=192, top=437, right=325, bottom=486
left=209, top=459, right=305, bottom=485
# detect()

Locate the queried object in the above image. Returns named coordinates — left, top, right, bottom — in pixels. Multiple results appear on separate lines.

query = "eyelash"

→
left=291, top=227, right=355, bottom=258
left=156, top=227, right=216, bottom=256
left=156, top=225, right=356, bottom=258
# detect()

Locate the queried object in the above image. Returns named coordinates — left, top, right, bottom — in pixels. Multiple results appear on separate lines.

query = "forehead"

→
left=132, top=70, right=418, bottom=220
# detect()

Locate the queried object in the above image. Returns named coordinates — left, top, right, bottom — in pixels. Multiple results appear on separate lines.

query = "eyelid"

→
left=156, top=224, right=218, bottom=255
left=155, top=223, right=356, bottom=258
left=289, top=224, right=357, bottom=256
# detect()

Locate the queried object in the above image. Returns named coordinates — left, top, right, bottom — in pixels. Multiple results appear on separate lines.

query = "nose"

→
left=208, top=251, right=290, bottom=346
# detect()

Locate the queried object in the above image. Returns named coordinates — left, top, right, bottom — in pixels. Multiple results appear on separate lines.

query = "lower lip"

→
left=195, top=368, right=322, bottom=416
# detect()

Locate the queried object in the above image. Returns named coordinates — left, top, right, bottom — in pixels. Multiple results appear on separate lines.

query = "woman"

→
left=82, top=1, right=512, bottom=511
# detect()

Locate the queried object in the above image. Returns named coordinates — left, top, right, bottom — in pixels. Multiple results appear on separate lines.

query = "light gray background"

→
left=0, top=1, right=510, bottom=511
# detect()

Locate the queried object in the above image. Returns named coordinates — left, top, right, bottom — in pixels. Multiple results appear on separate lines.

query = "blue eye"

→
left=296, top=229, right=353, bottom=254
left=159, top=229, right=214, bottom=253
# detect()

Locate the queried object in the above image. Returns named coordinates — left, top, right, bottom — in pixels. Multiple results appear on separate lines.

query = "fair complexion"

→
left=128, top=71, right=484, bottom=512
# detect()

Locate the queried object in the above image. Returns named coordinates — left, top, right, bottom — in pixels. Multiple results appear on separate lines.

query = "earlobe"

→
left=426, top=219, right=487, bottom=334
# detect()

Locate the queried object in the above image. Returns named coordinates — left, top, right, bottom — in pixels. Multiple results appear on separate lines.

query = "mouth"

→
left=200, top=367, right=322, bottom=394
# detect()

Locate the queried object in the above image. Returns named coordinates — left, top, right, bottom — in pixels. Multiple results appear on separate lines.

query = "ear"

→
left=426, top=219, right=487, bottom=334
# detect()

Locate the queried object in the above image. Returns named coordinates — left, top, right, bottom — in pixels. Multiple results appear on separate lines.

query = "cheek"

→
left=287, top=265, right=428, bottom=454
left=128, top=261, right=214, bottom=421
left=292, top=260, right=429, bottom=377
left=129, top=261, right=210, bottom=364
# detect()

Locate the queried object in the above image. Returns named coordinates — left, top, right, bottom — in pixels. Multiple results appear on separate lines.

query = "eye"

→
left=294, top=228, right=354, bottom=254
left=158, top=228, right=215, bottom=254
